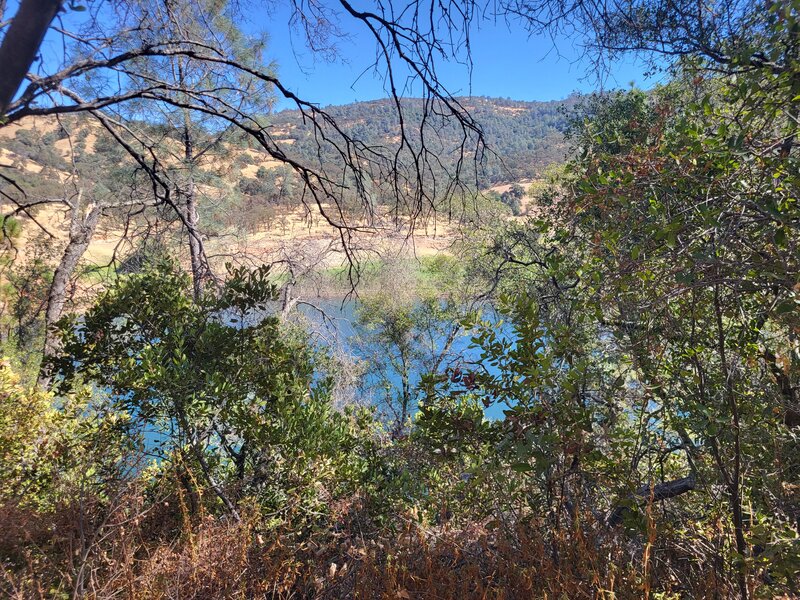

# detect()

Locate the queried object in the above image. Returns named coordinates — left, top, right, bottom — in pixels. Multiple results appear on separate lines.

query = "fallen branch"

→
left=607, top=474, right=697, bottom=527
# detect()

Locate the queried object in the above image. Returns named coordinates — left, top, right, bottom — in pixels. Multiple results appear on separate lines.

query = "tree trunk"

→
left=279, top=267, right=297, bottom=319
left=182, top=106, right=205, bottom=302
left=714, top=283, right=749, bottom=599
left=0, top=0, right=62, bottom=115
left=185, top=176, right=204, bottom=301
left=398, top=351, right=411, bottom=434
left=39, top=197, right=101, bottom=386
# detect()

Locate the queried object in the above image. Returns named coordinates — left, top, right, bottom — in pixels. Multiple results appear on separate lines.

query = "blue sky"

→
left=15, top=0, right=657, bottom=111
left=247, top=3, right=657, bottom=110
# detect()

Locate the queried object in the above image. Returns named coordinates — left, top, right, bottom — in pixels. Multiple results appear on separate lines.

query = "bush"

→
left=0, top=361, right=131, bottom=511
left=52, top=260, right=369, bottom=519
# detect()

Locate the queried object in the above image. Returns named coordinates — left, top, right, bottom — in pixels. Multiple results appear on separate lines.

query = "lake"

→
left=294, top=298, right=511, bottom=420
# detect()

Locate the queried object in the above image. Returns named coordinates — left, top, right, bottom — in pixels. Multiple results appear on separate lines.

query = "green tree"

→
left=53, top=260, right=365, bottom=520
left=355, top=257, right=480, bottom=434
left=0, top=360, right=131, bottom=511
left=441, top=8, right=800, bottom=593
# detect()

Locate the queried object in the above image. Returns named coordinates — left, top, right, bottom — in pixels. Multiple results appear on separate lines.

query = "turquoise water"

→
left=131, top=297, right=510, bottom=454
left=296, top=299, right=510, bottom=420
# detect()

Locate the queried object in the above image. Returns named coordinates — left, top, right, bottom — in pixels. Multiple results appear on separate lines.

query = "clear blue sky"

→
left=249, top=3, right=657, bottom=110
left=12, top=0, right=657, bottom=111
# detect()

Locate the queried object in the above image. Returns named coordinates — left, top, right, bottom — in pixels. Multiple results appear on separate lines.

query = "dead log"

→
left=607, top=474, right=697, bottom=527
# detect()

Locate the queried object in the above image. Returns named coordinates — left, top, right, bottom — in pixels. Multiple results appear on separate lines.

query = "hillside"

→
left=267, top=96, right=573, bottom=186
left=0, top=95, right=571, bottom=195
left=0, top=96, right=572, bottom=270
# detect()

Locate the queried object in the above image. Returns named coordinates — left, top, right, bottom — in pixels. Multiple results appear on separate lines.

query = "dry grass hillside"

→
left=0, top=109, right=543, bottom=276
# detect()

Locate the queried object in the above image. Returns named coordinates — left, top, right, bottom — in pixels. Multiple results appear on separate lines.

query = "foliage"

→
left=0, top=234, right=59, bottom=367
left=0, top=360, right=130, bottom=511
left=354, top=257, right=480, bottom=433
left=2, top=1, right=800, bottom=597
left=499, top=184, right=525, bottom=216
left=52, top=260, right=368, bottom=518
left=435, top=13, right=800, bottom=592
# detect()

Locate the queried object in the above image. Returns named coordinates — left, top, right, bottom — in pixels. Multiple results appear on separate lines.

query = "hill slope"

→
left=0, top=96, right=574, bottom=265
left=267, top=96, right=574, bottom=186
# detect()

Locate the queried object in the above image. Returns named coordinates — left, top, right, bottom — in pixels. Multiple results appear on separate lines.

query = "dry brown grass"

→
left=1, top=485, right=765, bottom=600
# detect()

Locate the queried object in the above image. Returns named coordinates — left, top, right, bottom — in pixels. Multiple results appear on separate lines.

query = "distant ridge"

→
left=268, top=95, right=577, bottom=185
left=0, top=95, right=577, bottom=244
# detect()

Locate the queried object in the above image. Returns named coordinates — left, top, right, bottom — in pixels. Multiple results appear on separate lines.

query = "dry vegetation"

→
left=1, top=116, right=528, bottom=273
left=2, top=486, right=758, bottom=599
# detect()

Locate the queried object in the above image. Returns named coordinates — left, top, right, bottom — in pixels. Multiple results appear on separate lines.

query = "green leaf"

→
left=774, top=299, right=798, bottom=315
left=510, top=462, right=533, bottom=473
